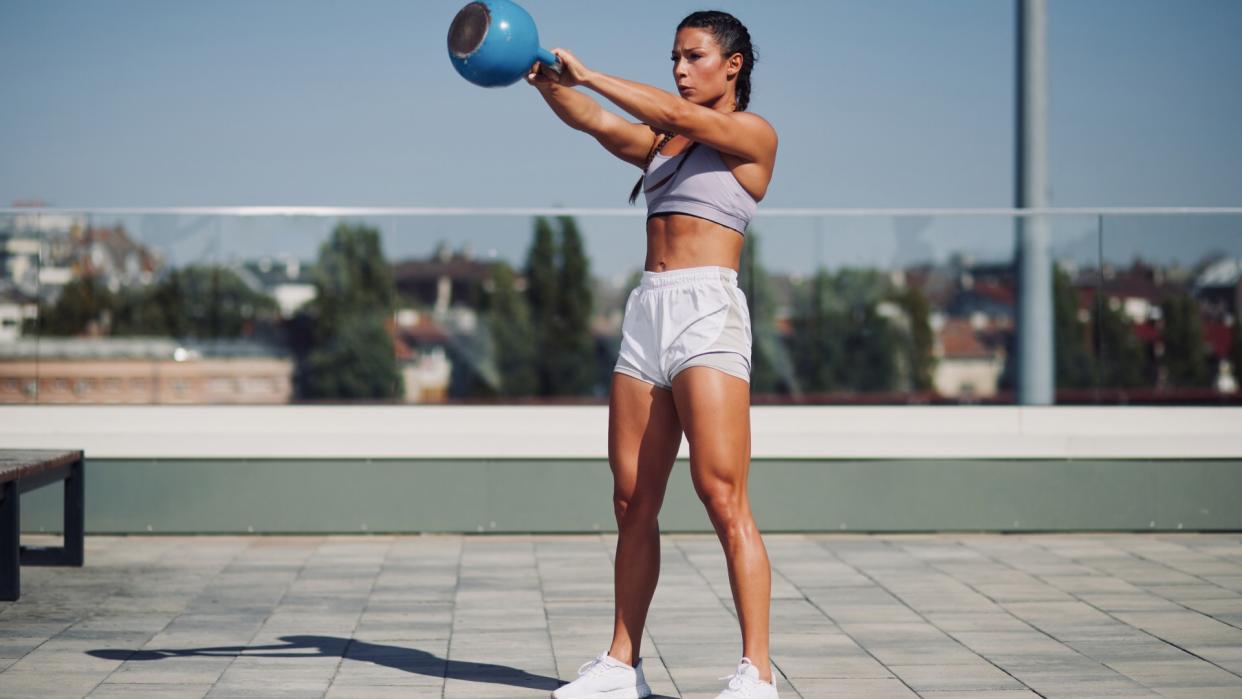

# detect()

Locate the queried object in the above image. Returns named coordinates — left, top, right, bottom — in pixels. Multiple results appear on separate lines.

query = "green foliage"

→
left=1161, top=291, right=1210, bottom=388
left=113, top=266, right=278, bottom=338
left=549, top=216, right=595, bottom=394
left=41, top=267, right=278, bottom=339
left=1053, top=265, right=1095, bottom=389
left=300, top=312, right=402, bottom=399
left=738, top=231, right=793, bottom=394
left=790, top=268, right=900, bottom=393
left=485, top=262, right=538, bottom=397
left=1095, top=299, right=1148, bottom=388
left=523, top=216, right=596, bottom=396
left=39, top=276, right=115, bottom=336
left=312, top=223, right=397, bottom=317
left=525, top=216, right=560, bottom=394
left=298, top=222, right=403, bottom=401
left=894, top=284, right=936, bottom=392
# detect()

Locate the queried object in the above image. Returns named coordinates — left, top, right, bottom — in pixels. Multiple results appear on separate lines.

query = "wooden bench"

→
left=0, top=450, right=84, bottom=601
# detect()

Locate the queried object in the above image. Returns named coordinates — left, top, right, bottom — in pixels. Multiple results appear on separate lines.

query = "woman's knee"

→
left=614, top=491, right=664, bottom=529
left=696, top=484, right=747, bottom=528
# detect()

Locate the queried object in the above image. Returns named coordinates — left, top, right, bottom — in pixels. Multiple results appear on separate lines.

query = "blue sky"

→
left=1, top=0, right=1240, bottom=276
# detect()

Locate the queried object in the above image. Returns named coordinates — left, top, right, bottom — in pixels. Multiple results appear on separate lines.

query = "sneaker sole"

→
left=550, top=682, right=652, bottom=699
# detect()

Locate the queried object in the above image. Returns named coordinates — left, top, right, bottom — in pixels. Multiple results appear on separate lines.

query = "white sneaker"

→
left=551, top=651, right=652, bottom=699
left=714, top=656, right=779, bottom=699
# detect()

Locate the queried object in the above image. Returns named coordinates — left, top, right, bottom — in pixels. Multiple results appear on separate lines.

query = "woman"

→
left=527, top=10, right=779, bottom=699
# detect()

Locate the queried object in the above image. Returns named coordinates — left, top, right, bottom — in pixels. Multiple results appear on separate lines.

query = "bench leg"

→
left=64, top=457, right=84, bottom=567
left=1, top=481, right=18, bottom=601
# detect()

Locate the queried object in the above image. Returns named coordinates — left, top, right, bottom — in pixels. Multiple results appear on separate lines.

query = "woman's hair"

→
left=628, top=10, right=758, bottom=204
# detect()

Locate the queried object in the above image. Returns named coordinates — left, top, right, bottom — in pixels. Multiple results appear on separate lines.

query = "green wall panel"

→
left=18, top=458, right=1242, bottom=534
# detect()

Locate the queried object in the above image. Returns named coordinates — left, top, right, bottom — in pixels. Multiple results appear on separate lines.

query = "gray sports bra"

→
left=643, top=142, right=758, bottom=235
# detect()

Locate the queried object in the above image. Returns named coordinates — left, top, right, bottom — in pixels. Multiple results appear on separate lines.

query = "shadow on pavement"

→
left=88, top=634, right=677, bottom=697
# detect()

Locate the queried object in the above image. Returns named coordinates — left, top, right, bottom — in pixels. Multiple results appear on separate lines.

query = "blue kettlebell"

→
left=447, top=0, right=562, bottom=87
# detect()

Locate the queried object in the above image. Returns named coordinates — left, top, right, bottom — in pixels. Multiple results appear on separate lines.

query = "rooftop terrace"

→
left=2, top=532, right=1241, bottom=698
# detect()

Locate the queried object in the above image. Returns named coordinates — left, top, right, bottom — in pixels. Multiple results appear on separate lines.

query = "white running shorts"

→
left=613, top=265, right=752, bottom=388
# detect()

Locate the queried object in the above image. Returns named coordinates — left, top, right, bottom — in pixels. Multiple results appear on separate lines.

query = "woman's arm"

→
left=527, top=63, right=660, bottom=168
left=550, top=49, right=776, bottom=165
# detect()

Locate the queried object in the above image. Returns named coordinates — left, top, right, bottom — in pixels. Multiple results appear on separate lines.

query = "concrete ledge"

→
left=3, top=405, right=1242, bottom=459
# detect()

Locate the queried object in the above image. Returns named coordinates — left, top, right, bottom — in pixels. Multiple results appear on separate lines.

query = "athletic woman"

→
left=527, top=10, right=779, bottom=699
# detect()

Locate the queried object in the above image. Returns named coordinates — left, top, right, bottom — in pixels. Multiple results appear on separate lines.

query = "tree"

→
left=1095, top=299, right=1148, bottom=389
left=39, top=276, right=114, bottom=336
left=525, top=216, right=559, bottom=395
left=549, top=215, right=596, bottom=395
left=738, top=231, right=795, bottom=395
left=893, top=284, right=936, bottom=392
left=485, top=262, right=538, bottom=396
left=111, top=266, right=278, bottom=339
left=1053, top=265, right=1094, bottom=389
left=789, top=270, right=846, bottom=393
left=523, top=215, right=596, bottom=397
left=790, top=268, right=900, bottom=394
left=1161, top=291, right=1209, bottom=388
left=297, top=222, right=403, bottom=401
left=301, top=313, right=402, bottom=399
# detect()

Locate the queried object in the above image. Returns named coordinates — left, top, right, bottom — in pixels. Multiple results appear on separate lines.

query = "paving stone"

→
left=1104, top=659, right=1242, bottom=689
left=918, top=691, right=1043, bottom=698
left=786, top=676, right=921, bottom=697
left=0, top=669, right=107, bottom=697
left=3, top=533, right=1242, bottom=697
left=888, top=662, right=1026, bottom=692
left=325, top=686, right=443, bottom=698
left=87, top=683, right=213, bottom=697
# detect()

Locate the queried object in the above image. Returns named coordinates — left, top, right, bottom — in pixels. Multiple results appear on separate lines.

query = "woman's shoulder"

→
left=731, top=111, right=777, bottom=140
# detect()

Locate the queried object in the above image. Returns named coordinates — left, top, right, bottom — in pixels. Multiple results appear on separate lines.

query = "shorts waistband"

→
left=640, top=265, right=738, bottom=289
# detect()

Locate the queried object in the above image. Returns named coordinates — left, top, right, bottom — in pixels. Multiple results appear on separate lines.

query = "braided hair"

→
left=628, top=11, right=758, bottom=204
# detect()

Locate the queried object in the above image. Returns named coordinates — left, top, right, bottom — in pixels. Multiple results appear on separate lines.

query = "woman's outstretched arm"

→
left=526, top=61, right=659, bottom=168
left=549, top=48, right=776, bottom=165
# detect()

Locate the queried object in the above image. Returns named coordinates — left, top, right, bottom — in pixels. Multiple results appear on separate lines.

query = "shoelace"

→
left=716, top=670, right=749, bottom=694
left=577, top=655, right=611, bottom=677
left=718, top=665, right=774, bottom=696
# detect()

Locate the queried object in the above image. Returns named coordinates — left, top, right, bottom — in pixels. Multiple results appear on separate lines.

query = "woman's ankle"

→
left=606, top=647, right=638, bottom=667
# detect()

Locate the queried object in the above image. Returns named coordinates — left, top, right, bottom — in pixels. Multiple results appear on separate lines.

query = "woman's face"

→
left=670, top=27, right=740, bottom=108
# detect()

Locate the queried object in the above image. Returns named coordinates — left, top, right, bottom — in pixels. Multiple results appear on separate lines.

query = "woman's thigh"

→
left=608, top=372, right=683, bottom=515
left=670, top=367, right=751, bottom=501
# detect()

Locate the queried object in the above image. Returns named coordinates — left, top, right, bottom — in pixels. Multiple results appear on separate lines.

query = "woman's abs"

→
left=644, top=213, right=744, bottom=273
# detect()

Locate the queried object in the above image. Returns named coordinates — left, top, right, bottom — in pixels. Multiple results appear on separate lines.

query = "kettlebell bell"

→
left=447, top=0, right=562, bottom=87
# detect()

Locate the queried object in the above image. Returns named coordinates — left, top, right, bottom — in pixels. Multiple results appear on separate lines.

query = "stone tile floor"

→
left=1, top=533, right=1241, bottom=698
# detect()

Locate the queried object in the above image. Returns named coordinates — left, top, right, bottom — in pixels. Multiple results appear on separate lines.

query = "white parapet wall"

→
left=2, top=405, right=1241, bottom=460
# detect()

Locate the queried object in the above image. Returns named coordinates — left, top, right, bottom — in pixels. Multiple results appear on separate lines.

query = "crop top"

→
left=643, top=142, right=758, bottom=235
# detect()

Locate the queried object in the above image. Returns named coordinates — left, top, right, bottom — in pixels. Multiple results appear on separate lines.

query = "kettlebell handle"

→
left=536, top=48, right=563, bottom=74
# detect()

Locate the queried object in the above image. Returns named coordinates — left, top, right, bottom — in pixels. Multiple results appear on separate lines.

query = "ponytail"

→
left=628, top=131, right=675, bottom=205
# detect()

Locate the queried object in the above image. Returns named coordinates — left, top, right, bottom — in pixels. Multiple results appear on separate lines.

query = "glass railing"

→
left=2, top=207, right=1239, bottom=405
